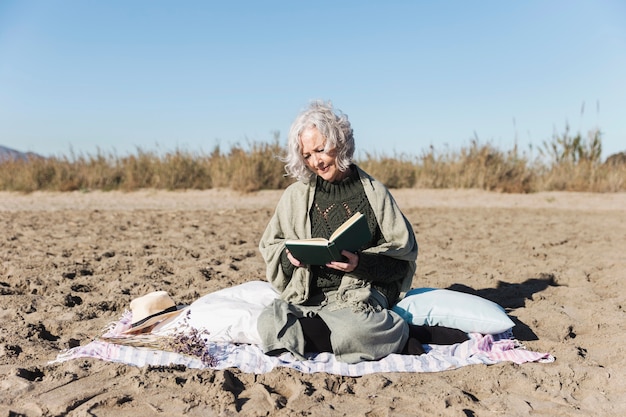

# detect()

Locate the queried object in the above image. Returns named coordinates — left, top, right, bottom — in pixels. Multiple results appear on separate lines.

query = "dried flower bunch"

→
left=101, top=311, right=218, bottom=367
left=165, top=320, right=218, bottom=367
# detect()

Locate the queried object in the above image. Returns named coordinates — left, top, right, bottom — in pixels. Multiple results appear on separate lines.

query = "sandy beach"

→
left=1, top=188, right=625, bottom=416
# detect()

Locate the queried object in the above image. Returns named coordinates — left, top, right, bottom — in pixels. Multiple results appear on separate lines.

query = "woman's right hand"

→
left=286, top=249, right=305, bottom=267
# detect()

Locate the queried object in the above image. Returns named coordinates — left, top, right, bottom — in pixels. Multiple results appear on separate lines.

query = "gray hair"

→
left=283, top=100, right=355, bottom=183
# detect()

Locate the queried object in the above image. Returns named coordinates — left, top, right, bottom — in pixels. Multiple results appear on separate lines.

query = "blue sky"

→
left=1, top=0, right=625, bottom=160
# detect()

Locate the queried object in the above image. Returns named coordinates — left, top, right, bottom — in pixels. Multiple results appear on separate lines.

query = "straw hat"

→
left=124, top=291, right=185, bottom=334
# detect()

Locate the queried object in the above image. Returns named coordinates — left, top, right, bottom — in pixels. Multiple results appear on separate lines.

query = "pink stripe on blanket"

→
left=472, top=333, right=552, bottom=364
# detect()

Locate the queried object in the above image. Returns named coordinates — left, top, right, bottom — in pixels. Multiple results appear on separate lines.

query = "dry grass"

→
left=1, top=128, right=624, bottom=193
left=0, top=140, right=292, bottom=193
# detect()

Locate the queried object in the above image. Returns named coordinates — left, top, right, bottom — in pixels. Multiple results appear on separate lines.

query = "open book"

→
left=285, top=212, right=372, bottom=265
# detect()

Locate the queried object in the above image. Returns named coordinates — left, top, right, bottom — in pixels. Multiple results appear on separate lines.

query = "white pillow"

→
left=155, top=281, right=279, bottom=345
left=392, top=288, right=515, bottom=334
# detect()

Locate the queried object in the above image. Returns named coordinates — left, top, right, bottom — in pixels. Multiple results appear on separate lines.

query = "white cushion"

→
left=393, top=288, right=515, bottom=334
left=155, top=281, right=279, bottom=345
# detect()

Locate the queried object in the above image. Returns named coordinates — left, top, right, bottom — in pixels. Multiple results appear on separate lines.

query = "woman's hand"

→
left=326, top=250, right=359, bottom=273
left=286, top=249, right=305, bottom=267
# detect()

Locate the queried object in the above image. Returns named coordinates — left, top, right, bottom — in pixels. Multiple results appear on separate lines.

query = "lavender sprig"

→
left=164, top=311, right=218, bottom=367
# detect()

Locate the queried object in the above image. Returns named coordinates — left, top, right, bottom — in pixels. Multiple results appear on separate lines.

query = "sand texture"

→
left=1, top=189, right=625, bottom=416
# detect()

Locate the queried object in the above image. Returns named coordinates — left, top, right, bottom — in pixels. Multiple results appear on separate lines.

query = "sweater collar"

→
left=315, top=164, right=361, bottom=197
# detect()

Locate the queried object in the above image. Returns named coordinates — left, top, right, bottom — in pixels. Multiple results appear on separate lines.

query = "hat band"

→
left=131, top=305, right=178, bottom=328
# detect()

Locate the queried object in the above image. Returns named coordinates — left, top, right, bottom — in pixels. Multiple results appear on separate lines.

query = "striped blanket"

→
left=53, top=310, right=554, bottom=376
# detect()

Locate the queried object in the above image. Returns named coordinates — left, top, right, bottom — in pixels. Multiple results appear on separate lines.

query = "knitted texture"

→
left=308, top=167, right=409, bottom=304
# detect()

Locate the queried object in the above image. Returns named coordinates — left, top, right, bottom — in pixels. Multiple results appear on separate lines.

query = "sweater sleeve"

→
left=352, top=251, right=410, bottom=285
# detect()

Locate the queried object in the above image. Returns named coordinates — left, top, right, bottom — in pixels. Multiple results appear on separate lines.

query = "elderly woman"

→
left=257, top=101, right=418, bottom=363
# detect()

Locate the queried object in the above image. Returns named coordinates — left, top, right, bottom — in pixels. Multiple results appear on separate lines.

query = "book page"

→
left=329, top=212, right=363, bottom=242
left=285, top=238, right=328, bottom=246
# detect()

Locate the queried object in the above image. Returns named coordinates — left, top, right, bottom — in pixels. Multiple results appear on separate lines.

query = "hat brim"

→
left=123, top=306, right=188, bottom=335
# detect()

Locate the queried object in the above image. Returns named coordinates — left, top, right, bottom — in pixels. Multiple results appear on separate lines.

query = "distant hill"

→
left=0, top=145, right=42, bottom=161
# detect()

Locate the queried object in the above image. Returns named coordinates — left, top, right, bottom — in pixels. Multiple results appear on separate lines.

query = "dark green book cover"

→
left=285, top=212, right=371, bottom=265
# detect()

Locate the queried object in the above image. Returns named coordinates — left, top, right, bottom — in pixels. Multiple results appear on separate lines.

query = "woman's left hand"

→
left=326, top=250, right=359, bottom=273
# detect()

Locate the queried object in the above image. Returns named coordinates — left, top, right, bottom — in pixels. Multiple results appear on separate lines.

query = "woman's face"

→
left=300, top=126, right=346, bottom=183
